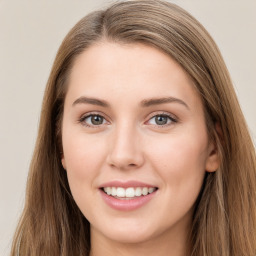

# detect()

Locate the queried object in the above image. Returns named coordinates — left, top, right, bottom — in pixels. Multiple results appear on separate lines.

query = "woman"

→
left=11, top=1, right=256, bottom=255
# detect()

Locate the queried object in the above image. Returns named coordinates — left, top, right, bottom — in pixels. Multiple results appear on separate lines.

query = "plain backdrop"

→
left=0, top=0, right=255, bottom=255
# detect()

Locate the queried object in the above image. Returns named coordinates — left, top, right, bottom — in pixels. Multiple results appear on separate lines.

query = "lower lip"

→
left=99, top=189, right=157, bottom=211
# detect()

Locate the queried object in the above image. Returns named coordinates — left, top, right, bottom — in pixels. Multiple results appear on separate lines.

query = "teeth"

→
left=103, top=187, right=156, bottom=198
left=112, top=187, right=117, bottom=196
left=106, top=187, right=111, bottom=195
left=142, top=187, right=148, bottom=195
left=135, top=187, right=142, bottom=196
left=116, top=187, right=125, bottom=197
left=148, top=187, right=154, bottom=193
left=126, top=187, right=135, bottom=197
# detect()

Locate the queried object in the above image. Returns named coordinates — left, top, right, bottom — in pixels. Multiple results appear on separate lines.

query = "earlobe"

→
left=205, top=145, right=220, bottom=172
left=61, top=158, right=66, bottom=170
left=205, top=122, right=222, bottom=172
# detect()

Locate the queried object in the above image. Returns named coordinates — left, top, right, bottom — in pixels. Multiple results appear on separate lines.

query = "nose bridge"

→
left=107, top=120, right=144, bottom=169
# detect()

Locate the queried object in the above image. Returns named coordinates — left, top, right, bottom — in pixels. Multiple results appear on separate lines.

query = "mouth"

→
left=99, top=181, right=158, bottom=210
left=101, top=186, right=158, bottom=200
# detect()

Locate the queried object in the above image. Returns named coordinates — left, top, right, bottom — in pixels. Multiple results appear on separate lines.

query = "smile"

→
left=102, top=187, right=157, bottom=199
left=99, top=181, right=158, bottom=211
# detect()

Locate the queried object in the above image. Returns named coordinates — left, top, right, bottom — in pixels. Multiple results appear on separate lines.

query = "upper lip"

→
left=99, top=180, right=157, bottom=189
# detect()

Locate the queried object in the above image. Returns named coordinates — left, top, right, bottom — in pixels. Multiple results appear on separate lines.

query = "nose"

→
left=106, top=123, right=145, bottom=170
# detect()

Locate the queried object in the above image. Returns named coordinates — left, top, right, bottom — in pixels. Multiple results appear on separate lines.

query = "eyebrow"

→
left=140, top=97, right=189, bottom=109
left=72, top=96, right=109, bottom=107
left=72, top=96, right=189, bottom=110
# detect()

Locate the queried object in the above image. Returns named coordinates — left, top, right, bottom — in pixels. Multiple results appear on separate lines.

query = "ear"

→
left=205, top=123, right=222, bottom=172
left=205, top=142, right=220, bottom=172
left=61, top=157, right=66, bottom=170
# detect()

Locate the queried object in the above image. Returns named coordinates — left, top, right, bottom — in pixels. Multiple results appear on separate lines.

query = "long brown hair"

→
left=11, top=1, right=256, bottom=255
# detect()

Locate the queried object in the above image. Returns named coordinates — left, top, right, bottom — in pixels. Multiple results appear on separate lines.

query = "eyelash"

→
left=78, top=112, right=178, bottom=128
left=78, top=112, right=109, bottom=128
left=146, top=112, right=177, bottom=127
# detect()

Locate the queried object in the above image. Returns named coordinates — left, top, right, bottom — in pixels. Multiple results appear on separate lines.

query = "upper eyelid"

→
left=147, top=115, right=177, bottom=125
left=80, top=111, right=110, bottom=121
left=146, top=111, right=178, bottom=121
left=78, top=113, right=109, bottom=128
left=78, top=111, right=178, bottom=124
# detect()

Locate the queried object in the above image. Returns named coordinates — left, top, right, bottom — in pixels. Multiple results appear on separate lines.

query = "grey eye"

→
left=90, top=115, right=104, bottom=125
left=83, top=115, right=106, bottom=126
left=155, top=115, right=168, bottom=125
left=148, top=114, right=176, bottom=126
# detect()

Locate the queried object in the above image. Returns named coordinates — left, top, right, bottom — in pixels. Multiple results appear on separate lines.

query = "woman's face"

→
left=61, top=42, right=219, bottom=245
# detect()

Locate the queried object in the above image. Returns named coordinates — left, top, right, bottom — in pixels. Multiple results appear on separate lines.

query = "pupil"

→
left=91, top=115, right=103, bottom=125
left=155, top=115, right=167, bottom=125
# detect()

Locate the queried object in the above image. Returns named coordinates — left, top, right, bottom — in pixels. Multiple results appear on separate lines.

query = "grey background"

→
left=0, top=0, right=255, bottom=255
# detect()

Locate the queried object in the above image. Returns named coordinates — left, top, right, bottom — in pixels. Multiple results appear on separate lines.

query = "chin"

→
left=92, top=218, right=158, bottom=244
left=103, top=228, right=155, bottom=244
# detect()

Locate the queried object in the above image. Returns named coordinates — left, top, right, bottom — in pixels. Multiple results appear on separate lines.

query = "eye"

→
left=80, top=114, right=108, bottom=127
left=147, top=114, right=177, bottom=126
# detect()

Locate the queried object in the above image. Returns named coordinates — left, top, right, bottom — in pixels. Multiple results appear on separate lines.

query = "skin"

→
left=61, top=42, right=219, bottom=256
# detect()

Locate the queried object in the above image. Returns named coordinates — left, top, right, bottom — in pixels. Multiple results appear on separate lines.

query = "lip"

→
left=99, top=180, right=158, bottom=211
left=99, top=189, right=157, bottom=211
left=99, top=180, right=157, bottom=189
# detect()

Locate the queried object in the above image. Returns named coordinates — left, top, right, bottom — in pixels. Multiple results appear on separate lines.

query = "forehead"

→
left=66, top=41, right=202, bottom=111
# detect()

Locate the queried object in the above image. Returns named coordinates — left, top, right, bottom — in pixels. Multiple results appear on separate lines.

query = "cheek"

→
left=63, top=131, right=104, bottom=170
left=145, top=133, right=208, bottom=226
left=62, top=131, right=108, bottom=196
left=62, top=133, right=107, bottom=216
left=148, top=130, right=208, bottom=195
